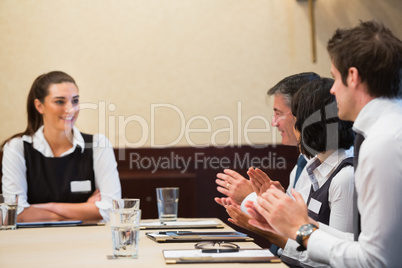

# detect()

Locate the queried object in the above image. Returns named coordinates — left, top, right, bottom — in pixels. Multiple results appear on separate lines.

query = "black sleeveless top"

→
left=24, top=133, right=96, bottom=204
left=307, top=157, right=354, bottom=225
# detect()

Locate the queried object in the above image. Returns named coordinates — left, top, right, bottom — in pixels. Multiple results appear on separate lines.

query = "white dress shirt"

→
left=2, top=126, right=122, bottom=221
left=307, top=98, right=402, bottom=267
left=281, top=148, right=354, bottom=267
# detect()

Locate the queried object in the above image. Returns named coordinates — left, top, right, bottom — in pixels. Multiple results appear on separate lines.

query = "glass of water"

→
left=0, top=194, right=18, bottom=230
left=156, top=187, right=179, bottom=222
left=111, top=199, right=141, bottom=258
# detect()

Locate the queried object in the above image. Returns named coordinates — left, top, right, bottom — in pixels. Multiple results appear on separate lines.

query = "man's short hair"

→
left=327, top=20, right=402, bottom=98
left=267, top=72, right=320, bottom=107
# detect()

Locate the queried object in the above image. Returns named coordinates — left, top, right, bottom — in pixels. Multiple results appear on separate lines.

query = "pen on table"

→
left=158, top=231, right=192, bottom=235
left=200, top=247, right=240, bottom=253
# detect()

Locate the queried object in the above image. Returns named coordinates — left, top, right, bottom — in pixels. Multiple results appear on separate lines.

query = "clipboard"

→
left=146, top=230, right=254, bottom=243
left=163, top=248, right=281, bottom=264
left=140, top=219, right=224, bottom=230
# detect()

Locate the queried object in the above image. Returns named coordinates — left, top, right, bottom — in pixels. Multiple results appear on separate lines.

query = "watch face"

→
left=300, top=224, right=313, bottom=236
left=296, top=224, right=317, bottom=247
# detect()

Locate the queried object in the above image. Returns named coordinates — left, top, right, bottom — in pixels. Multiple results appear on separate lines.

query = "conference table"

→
left=0, top=218, right=288, bottom=268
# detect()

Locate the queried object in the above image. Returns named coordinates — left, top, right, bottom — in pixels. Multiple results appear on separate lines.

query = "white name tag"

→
left=308, top=198, right=322, bottom=214
left=70, top=180, right=91, bottom=193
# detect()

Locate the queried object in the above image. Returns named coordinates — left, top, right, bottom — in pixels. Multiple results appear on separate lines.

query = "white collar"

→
left=353, top=98, right=401, bottom=138
left=305, top=148, right=352, bottom=179
left=22, top=125, right=85, bottom=157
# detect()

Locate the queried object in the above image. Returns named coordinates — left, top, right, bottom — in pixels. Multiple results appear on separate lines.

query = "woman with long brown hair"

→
left=1, top=71, right=121, bottom=222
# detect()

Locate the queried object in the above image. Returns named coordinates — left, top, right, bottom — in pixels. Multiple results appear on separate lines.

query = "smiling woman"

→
left=1, top=71, right=121, bottom=223
left=35, top=81, right=80, bottom=156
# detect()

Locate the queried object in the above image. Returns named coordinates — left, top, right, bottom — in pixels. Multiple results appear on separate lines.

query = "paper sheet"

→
left=164, top=249, right=274, bottom=258
left=141, top=220, right=219, bottom=227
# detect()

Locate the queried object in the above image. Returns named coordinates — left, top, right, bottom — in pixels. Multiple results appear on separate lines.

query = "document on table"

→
left=146, top=230, right=253, bottom=243
left=163, top=248, right=280, bottom=263
left=140, top=219, right=224, bottom=230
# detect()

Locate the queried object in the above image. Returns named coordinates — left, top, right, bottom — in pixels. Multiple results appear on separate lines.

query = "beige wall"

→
left=1, top=0, right=401, bottom=148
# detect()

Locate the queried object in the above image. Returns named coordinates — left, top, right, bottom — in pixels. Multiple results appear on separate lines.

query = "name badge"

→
left=71, top=180, right=92, bottom=193
left=308, top=198, right=322, bottom=214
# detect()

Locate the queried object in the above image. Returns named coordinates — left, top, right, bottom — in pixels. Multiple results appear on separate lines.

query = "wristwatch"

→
left=295, top=223, right=318, bottom=251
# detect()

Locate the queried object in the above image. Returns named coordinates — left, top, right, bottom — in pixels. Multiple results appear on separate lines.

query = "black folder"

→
left=16, top=220, right=105, bottom=228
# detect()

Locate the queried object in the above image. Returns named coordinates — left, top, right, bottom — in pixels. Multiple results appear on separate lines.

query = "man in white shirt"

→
left=214, top=72, right=320, bottom=209
left=214, top=73, right=319, bottom=259
left=229, top=78, right=355, bottom=268
left=248, top=20, right=402, bottom=267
